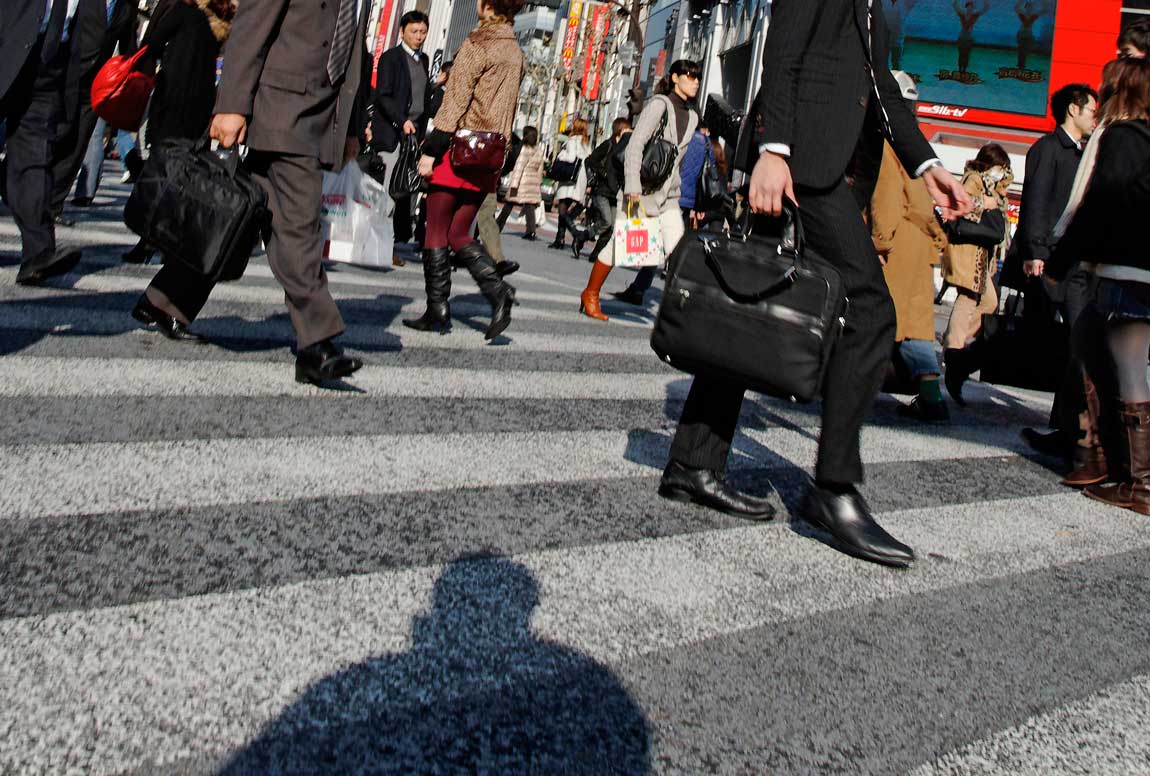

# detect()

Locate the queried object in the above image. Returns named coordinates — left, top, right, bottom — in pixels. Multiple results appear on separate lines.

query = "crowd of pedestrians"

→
left=3, top=0, right=1150, bottom=568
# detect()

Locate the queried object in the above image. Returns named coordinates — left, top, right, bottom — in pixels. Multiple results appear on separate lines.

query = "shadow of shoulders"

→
left=219, top=556, right=651, bottom=775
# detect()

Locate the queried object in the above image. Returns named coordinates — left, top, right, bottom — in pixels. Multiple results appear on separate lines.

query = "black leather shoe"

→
left=122, top=243, right=154, bottom=264
left=897, top=397, right=950, bottom=424
left=521, top=232, right=538, bottom=241
left=131, top=294, right=208, bottom=343
left=1021, top=427, right=1072, bottom=458
left=610, top=288, right=645, bottom=306
left=71, top=197, right=93, bottom=207
left=800, top=484, right=914, bottom=568
left=496, top=260, right=520, bottom=277
left=658, top=461, right=775, bottom=520
left=547, top=240, right=565, bottom=250
left=295, top=339, right=363, bottom=385
left=15, top=249, right=82, bottom=285
left=54, top=214, right=76, bottom=228
left=572, top=231, right=587, bottom=259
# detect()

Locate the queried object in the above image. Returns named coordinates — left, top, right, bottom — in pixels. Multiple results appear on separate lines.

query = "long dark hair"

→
left=654, top=60, right=701, bottom=97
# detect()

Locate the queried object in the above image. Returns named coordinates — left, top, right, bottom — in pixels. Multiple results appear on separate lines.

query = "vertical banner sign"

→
left=562, top=1, right=583, bottom=77
left=587, top=13, right=611, bottom=100
left=371, top=0, right=398, bottom=88
left=581, top=4, right=606, bottom=91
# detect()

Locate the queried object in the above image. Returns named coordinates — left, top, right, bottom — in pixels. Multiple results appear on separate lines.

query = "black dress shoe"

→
left=496, top=260, right=520, bottom=277
left=547, top=240, right=565, bottom=250
left=1021, top=427, right=1072, bottom=458
left=658, top=460, right=775, bottom=520
left=131, top=295, right=208, bottom=343
left=800, top=484, right=914, bottom=568
left=521, top=232, right=538, bottom=241
left=15, top=249, right=82, bottom=285
left=122, top=243, right=154, bottom=264
left=610, top=288, right=645, bottom=306
left=897, top=397, right=950, bottom=424
left=71, top=197, right=93, bottom=207
left=295, top=339, right=364, bottom=385
left=54, top=214, right=76, bottom=228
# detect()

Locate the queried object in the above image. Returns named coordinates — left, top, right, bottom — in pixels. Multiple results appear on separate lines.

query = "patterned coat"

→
left=943, top=165, right=1013, bottom=294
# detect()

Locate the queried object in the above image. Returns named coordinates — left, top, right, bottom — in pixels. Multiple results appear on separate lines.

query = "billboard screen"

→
left=882, top=0, right=1058, bottom=117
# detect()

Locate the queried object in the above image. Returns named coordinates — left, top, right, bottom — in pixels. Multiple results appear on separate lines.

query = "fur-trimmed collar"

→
left=185, top=0, right=233, bottom=42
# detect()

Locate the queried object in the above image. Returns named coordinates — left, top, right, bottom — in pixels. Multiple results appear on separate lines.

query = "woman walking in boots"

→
left=940, top=143, right=1013, bottom=405
left=406, top=0, right=525, bottom=339
left=578, top=59, right=701, bottom=321
left=548, top=119, right=591, bottom=251
left=1049, top=56, right=1150, bottom=512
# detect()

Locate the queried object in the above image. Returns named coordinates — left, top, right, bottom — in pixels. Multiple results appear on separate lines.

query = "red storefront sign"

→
left=581, top=5, right=606, bottom=90
left=370, top=0, right=398, bottom=88
left=587, top=13, right=611, bottom=100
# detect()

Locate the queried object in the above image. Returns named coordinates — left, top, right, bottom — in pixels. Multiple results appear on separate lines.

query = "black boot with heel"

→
left=403, top=247, right=453, bottom=334
left=455, top=242, right=515, bottom=340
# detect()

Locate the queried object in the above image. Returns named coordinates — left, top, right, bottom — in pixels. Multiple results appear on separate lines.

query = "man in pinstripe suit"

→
left=660, top=0, right=971, bottom=569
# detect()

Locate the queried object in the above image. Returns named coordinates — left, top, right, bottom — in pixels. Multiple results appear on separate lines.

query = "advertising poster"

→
left=882, top=0, right=1058, bottom=117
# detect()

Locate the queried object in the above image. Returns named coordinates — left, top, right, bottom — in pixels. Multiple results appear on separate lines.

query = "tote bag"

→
left=611, top=205, right=664, bottom=268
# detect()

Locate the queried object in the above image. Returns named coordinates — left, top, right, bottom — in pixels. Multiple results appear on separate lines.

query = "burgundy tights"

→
left=424, top=187, right=486, bottom=252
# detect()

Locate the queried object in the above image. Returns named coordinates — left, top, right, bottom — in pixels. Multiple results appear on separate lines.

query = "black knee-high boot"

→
left=455, top=242, right=515, bottom=339
left=403, top=247, right=452, bottom=333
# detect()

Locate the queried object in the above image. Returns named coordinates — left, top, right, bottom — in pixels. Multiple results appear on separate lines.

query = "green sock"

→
left=919, top=377, right=944, bottom=404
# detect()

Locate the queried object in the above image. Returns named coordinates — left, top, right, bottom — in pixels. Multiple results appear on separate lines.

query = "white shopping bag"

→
left=321, top=163, right=394, bottom=267
left=610, top=206, right=664, bottom=268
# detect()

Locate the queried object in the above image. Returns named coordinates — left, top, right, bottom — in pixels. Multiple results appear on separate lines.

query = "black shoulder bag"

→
left=945, top=208, right=1006, bottom=248
left=611, top=97, right=679, bottom=194
left=651, top=199, right=848, bottom=403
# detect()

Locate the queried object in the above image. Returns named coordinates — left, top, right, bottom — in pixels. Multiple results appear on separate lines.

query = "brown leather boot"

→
left=1084, top=400, right=1150, bottom=515
left=579, top=260, right=612, bottom=321
left=1061, top=374, right=1109, bottom=488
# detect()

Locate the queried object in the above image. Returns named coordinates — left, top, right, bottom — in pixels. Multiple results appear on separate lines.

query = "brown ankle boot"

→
left=579, top=260, right=612, bottom=321
left=1062, top=374, right=1109, bottom=488
left=1084, top=400, right=1150, bottom=515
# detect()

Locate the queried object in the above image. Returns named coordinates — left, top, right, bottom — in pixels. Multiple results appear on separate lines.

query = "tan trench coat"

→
left=871, top=143, right=947, bottom=342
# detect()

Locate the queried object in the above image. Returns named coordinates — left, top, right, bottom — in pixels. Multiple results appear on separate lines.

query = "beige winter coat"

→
left=507, top=144, right=544, bottom=204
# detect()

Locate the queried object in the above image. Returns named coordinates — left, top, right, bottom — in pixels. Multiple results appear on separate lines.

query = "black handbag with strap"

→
left=124, top=137, right=269, bottom=282
left=650, top=199, right=848, bottom=403
left=548, top=156, right=582, bottom=185
left=611, top=97, right=679, bottom=194
left=945, top=208, right=1006, bottom=248
left=978, top=282, right=1069, bottom=391
left=695, top=145, right=730, bottom=212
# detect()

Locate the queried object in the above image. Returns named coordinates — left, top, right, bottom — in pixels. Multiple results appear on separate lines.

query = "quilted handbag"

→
left=90, top=46, right=155, bottom=131
left=450, top=129, right=508, bottom=173
left=124, top=137, right=269, bottom=282
left=650, top=199, right=848, bottom=403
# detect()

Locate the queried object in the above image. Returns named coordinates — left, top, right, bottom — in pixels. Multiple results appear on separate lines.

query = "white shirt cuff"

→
left=914, top=158, right=944, bottom=178
left=759, top=143, right=791, bottom=158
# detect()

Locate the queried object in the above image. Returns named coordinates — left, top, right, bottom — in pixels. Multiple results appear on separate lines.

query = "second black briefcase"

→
left=650, top=200, right=848, bottom=403
left=125, top=137, right=269, bottom=282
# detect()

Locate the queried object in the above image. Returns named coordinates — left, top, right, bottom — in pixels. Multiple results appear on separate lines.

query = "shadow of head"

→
left=218, top=556, right=651, bottom=775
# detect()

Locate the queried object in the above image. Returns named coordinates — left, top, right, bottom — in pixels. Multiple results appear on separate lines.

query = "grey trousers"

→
left=476, top=192, right=505, bottom=263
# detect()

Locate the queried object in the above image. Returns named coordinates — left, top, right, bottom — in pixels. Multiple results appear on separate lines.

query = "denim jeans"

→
left=899, top=338, right=941, bottom=379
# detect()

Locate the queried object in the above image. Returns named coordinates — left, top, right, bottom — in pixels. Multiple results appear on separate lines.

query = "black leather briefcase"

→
left=125, top=138, right=269, bottom=282
left=650, top=200, right=848, bottom=403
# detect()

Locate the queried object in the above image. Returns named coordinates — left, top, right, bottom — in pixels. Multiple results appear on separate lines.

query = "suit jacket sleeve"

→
left=118, top=6, right=139, bottom=56
left=751, top=0, right=822, bottom=152
left=873, top=67, right=936, bottom=175
left=374, top=50, right=407, bottom=128
left=214, top=0, right=290, bottom=116
left=1017, top=139, right=1054, bottom=260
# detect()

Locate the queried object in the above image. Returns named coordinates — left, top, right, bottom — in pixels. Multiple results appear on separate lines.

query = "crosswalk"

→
left=2, top=172, right=1149, bottom=775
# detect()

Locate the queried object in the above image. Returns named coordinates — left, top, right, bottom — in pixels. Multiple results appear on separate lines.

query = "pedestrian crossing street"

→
left=2, top=176, right=1149, bottom=775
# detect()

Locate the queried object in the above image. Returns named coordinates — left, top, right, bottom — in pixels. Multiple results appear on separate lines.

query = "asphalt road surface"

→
left=2, top=169, right=1148, bottom=775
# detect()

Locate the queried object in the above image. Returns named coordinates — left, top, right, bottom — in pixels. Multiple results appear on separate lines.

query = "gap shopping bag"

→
left=321, top=163, right=394, bottom=268
left=611, top=205, right=664, bottom=268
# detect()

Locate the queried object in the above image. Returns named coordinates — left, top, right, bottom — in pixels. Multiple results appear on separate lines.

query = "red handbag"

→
left=91, top=47, right=155, bottom=131
left=450, top=129, right=508, bottom=173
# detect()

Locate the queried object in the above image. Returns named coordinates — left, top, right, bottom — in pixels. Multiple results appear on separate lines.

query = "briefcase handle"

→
left=698, top=196, right=804, bottom=302
left=194, top=132, right=244, bottom=178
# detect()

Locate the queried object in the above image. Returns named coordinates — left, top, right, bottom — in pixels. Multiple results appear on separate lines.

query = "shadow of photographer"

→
left=219, top=556, right=651, bottom=775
